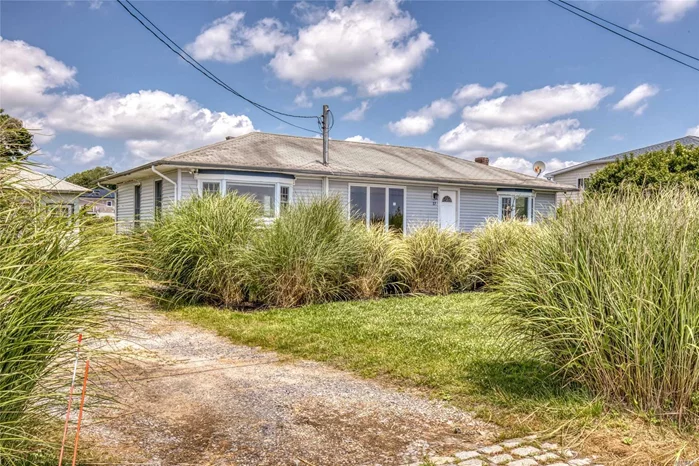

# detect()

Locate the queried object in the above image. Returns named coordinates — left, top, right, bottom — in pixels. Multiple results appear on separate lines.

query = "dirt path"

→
left=82, top=307, right=497, bottom=465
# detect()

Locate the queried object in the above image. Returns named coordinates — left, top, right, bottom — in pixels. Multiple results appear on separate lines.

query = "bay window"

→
left=498, top=191, right=533, bottom=223
left=197, top=173, right=293, bottom=218
left=349, top=184, right=405, bottom=233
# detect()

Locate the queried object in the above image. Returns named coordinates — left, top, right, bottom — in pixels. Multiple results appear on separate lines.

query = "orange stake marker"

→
left=58, top=334, right=82, bottom=466
left=71, top=359, right=90, bottom=466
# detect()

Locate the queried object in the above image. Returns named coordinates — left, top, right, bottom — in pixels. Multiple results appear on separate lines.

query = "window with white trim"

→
left=498, top=192, right=533, bottom=223
left=349, top=184, right=405, bottom=233
left=577, top=177, right=589, bottom=190
left=202, top=181, right=220, bottom=195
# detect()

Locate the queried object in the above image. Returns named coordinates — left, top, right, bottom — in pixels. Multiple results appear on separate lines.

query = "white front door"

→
left=439, top=189, right=457, bottom=230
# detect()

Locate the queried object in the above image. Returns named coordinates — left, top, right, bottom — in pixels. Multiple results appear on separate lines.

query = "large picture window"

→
left=349, top=184, right=406, bottom=233
left=226, top=182, right=275, bottom=217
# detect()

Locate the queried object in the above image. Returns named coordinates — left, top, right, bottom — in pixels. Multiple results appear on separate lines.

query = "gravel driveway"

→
left=82, top=306, right=497, bottom=465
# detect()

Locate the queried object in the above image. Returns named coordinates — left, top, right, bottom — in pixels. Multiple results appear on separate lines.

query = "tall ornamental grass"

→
left=403, top=225, right=477, bottom=294
left=472, top=219, right=537, bottom=288
left=248, top=197, right=361, bottom=307
left=350, top=225, right=409, bottom=299
left=494, top=187, right=699, bottom=424
left=0, top=160, right=139, bottom=462
left=147, top=194, right=261, bottom=306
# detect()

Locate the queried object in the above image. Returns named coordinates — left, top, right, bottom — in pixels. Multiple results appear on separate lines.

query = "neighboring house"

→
left=6, top=167, right=88, bottom=214
left=101, top=132, right=574, bottom=233
left=546, top=136, right=699, bottom=204
left=79, top=188, right=116, bottom=218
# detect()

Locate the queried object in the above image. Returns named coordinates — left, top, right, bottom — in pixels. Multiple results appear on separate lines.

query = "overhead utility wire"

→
left=557, top=0, right=699, bottom=62
left=122, top=0, right=319, bottom=121
left=115, top=0, right=322, bottom=134
left=547, top=0, right=699, bottom=73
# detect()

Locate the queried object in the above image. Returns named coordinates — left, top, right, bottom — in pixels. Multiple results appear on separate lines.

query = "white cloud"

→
left=1, top=38, right=256, bottom=161
left=270, top=0, right=434, bottom=96
left=0, top=38, right=77, bottom=114
left=461, top=83, right=614, bottom=126
left=491, top=156, right=578, bottom=176
left=654, top=0, right=698, bottom=22
left=613, top=84, right=659, bottom=115
left=185, top=12, right=293, bottom=63
left=610, top=133, right=625, bottom=141
left=294, top=91, right=313, bottom=108
left=312, top=86, right=347, bottom=99
left=452, top=82, right=507, bottom=105
left=345, top=135, right=375, bottom=143
left=291, top=1, right=329, bottom=24
left=688, top=125, right=699, bottom=137
left=629, top=18, right=643, bottom=30
left=389, top=115, right=435, bottom=137
left=89, top=0, right=103, bottom=10
left=438, top=119, right=591, bottom=154
left=61, top=144, right=105, bottom=163
left=388, top=98, right=457, bottom=136
left=342, top=100, right=370, bottom=121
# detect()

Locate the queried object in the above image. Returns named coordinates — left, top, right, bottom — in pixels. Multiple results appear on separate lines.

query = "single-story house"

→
left=101, top=132, right=575, bottom=233
left=6, top=167, right=88, bottom=214
left=546, top=135, right=699, bottom=204
left=79, top=187, right=116, bottom=218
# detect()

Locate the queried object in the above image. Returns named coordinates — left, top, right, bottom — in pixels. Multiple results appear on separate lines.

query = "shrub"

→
left=248, top=196, right=360, bottom=307
left=586, top=142, right=699, bottom=194
left=472, top=219, right=537, bottom=288
left=403, top=225, right=476, bottom=294
left=493, top=186, right=699, bottom=424
left=350, top=224, right=409, bottom=299
left=0, top=160, right=139, bottom=462
left=148, top=194, right=261, bottom=306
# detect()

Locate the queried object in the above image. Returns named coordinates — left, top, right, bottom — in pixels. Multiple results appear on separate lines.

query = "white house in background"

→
left=546, top=135, right=699, bottom=204
left=101, top=132, right=575, bottom=233
left=7, top=167, right=88, bottom=214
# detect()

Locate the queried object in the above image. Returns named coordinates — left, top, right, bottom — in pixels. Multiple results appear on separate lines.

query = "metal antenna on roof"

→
left=322, top=105, right=330, bottom=165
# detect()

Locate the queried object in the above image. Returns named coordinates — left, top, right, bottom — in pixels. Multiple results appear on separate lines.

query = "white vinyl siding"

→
left=179, top=170, right=198, bottom=201
left=406, top=185, right=438, bottom=234
left=550, top=163, right=606, bottom=204
left=459, top=187, right=499, bottom=232
left=160, top=170, right=177, bottom=210
left=328, top=179, right=349, bottom=206
left=139, top=181, right=154, bottom=222
left=116, top=182, right=136, bottom=232
left=533, top=191, right=556, bottom=221
left=294, top=177, right=323, bottom=202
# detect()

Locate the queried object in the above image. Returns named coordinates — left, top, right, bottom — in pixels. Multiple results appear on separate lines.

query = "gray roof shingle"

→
left=105, top=132, right=573, bottom=191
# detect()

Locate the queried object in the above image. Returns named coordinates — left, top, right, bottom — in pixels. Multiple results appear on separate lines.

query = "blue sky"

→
left=1, top=0, right=698, bottom=178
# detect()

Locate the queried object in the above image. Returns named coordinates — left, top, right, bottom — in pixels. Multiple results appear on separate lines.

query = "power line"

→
left=557, top=0, right=699, bottom=63
left=115, top=0, right=322, bottom=134
left=548, top=0, right=699, bottom=73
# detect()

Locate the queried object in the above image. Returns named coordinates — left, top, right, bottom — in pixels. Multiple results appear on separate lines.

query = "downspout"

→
left=151, top=166, right=177, bottom=188
left=323, top=176, right=329, bottom=196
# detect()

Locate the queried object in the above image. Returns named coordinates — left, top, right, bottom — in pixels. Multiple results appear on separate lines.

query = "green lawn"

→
left=172, top=293, right=601, bottom=435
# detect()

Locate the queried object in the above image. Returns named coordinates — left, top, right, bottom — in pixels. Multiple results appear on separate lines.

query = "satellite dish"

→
left=533, top=161, right=546, bottom=178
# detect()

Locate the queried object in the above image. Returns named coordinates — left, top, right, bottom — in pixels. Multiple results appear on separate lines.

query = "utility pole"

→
left=322, top=104, right=329, bottom=165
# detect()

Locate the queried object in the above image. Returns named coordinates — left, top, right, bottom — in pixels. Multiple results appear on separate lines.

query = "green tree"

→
left=0, top=109, right=33, bottom=160
left=65, top=166, right=115, bottom=189
left=586, top=143, right=699, bottom=193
